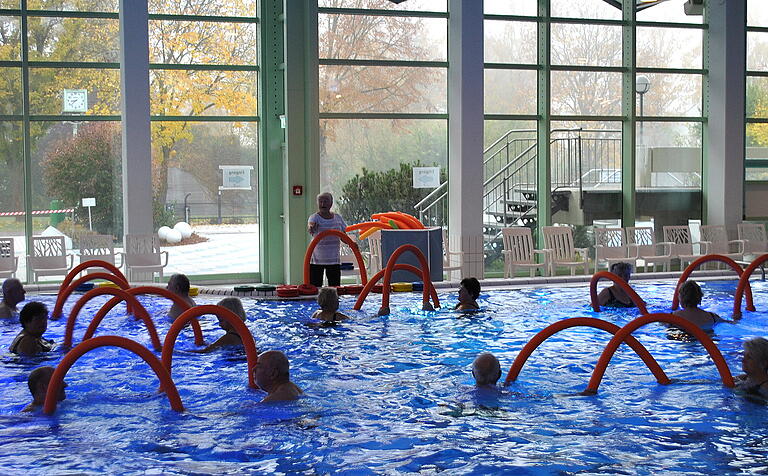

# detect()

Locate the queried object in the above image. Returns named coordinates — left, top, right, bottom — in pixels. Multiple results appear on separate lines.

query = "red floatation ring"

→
left=276, top=285, right=300, bottom=298
left=298, top=284, right=318, bottom=296
left=345, top=284, right=364, bottom=295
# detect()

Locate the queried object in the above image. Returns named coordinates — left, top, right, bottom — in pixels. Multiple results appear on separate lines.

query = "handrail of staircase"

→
left=414, top=181, right=448, bottom=211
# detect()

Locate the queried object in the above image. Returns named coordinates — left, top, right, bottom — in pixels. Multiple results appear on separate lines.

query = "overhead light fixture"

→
left=388, top=0, right=408, bottom=3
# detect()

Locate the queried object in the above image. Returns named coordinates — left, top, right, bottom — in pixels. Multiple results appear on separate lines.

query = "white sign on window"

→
left=412, top=167, right=441, bottom=189
left=81, top=197, right=96, bottom=207
left=219, top=165, right=254, bottom=190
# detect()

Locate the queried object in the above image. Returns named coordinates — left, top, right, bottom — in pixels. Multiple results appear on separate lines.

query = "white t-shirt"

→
left=308, top=212, right=348, bottom=265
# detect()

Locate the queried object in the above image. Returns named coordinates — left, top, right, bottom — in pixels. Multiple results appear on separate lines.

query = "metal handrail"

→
left=414, top=181, right=447, bottom=210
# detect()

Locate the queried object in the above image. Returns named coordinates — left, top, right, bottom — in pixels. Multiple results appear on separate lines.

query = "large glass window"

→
left=318, top=3, right=449, bottom=257
left=747, top=0, right=768, bottom=219
left=148, top=8, right=259, bottom=279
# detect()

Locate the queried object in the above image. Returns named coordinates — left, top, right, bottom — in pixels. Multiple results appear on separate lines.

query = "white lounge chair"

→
left=367, top=230, right=383, bottom=275
left=699, top=225, right=743, bottom=265
left=0, top=238, right=18, bottom=279
left=27, top=236, right=74, bottom=282
left=593, top=227, right=638, bottom=274
left=625, top=227, right=673, bottom=272
left=79, top=234, right=120, bottom=274
left=542, top=226, right=589, bottom=275
left=120, top=234, right=169, bottom=282
left=442, top=228, right=463, bottom=277
left=340, top=235, right=363, bottom=284
left=663, top=225, right=708, bottom=270
left=737, top=223, right=768, bottom=260
left=501, top=227, right=548, bottom=278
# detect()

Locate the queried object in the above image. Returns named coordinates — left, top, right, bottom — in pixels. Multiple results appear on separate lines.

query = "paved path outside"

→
left=8, top=224, right=260, bottom=281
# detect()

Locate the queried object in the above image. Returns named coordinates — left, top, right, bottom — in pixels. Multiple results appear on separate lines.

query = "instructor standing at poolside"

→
left=308, top=192, right=347, bottom=287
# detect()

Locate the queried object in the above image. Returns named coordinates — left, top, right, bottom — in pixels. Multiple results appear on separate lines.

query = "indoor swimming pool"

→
left=1, top=280, right=767, bottom=474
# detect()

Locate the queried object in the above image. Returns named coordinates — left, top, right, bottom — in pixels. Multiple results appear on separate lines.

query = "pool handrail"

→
left=63, top=287, right=162, bottom=351
left=671, top=254, right=753, bottom=311
left=733, top=253, right=768, bottom=317
left=353, top=263, right=439, bottom=312
left=303, top=229, right=368, bottom=285
left=51, top=271, right=131, bottom=321
left=98, top=286, right=205, bottom=346
left=43, top=335, right=184, bottom=414
left=589, top=271, right=648, bottom=314
left=52, top=259, right=129, bottom=319
left=503, top=317, right=670, bottom=386
left=162, top=305, right=259, bottom=389
left=584, top=312, right=734, bottom=394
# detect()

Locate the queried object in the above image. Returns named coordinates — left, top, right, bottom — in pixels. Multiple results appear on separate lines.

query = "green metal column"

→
left=282, top=0, right=319, bottom=284
left=536, top=0, right=551, bottom=247
left=259, top=0, right=286, bottom=283
left=20, top=0, right=33, bottom=283
left=621, top=1, right=637, bottom=228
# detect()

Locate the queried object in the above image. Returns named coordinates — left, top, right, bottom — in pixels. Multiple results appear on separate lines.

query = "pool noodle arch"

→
left=51, top=272, right=131, bottom=321
left=733, top=253, right=768, bottom=317
left=63, top=287, right=162, bottom=351
left=43, top=335, right=184, bottom=414
left=354, top=245, right=438, bottom=315
left=671, top=254, right=753, bottom=311
left=303, top=229, right=368, bottom=285
left=353, top=263, right=439, bottom=311
left=584, top=313, right=734, bottom=394
left=98, top=286, right=205, bottom=346
left=53, top=260, right=129, bottom=319
left=503, top=317, right=670, bottom=386
left=162, top=305, right=259, bottom=389
left=589, top=271, right=648, bottom=314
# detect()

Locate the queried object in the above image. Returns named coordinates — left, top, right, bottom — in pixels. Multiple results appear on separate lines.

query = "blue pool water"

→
left=1, top=280, right=768, bottom=474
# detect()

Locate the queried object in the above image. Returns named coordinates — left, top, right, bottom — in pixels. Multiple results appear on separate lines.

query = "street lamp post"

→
left=635, top=75, right=651, bottom=145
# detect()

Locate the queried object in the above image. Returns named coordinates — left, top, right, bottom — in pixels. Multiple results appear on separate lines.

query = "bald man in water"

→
left=253, top=350, right=303, bottom=403
left=472, top=352, right=502, bottom=387
left=0, top=278, right=25, bottom=318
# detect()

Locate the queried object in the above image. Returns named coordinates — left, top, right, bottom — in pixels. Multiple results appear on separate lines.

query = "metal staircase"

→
left=414, top=128, right=622, bottom=262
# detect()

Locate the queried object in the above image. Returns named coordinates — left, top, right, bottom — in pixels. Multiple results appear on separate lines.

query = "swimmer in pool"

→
left=673, top=280, right=730, bottom=332
left=191, top=297, right=255, bottom=353
left=472, top=352, right=502, bottom=387
left=456, top=277, right=481, bottom=311
left=253, top=350, right=303, bottom=403
left=735, top=337, right=768, bottom=399
left=0, top=278, right=25, bottom=318
left=22, top=366, right=66, bottom=412
left=311, top=287, right=349, bottom=324
left=597, top=262, right=639, bottom=308
left=9, top=302, right=53, bottom=356
left=167, top=273, right=196, bottom=320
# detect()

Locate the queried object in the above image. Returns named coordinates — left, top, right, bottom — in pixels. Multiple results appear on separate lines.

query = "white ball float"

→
left=158, top=226, right=172, bottom=241
left=174, top=221, right=193, bottom=239
left=165, top=228, right=183, bottom=244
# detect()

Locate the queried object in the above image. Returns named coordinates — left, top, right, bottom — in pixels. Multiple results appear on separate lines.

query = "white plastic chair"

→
left=542, top=226, right=589, bottom=275
left=699, top=225, right=743, bottom=264
left=120, top=234, right=169, bottom=282
left=0, top=238, right=18, bottom=279
left=442, top=228, right=463, bottom=276
left=367, top=230, right=383, bottom=275
left=501, top=227, right=548, bottom=278
left=625, top=227, right=673, bottom=272
left=79, top=234, right=120, bottom=274
left=27, top=236, right=74, bottom=282
left=663, top=225, right=708, bottom=270
left=593, top=227, right=638, bottom=273
left=737, top=223, right=768, bottom=260
left=340, top=234, right=363, bottom=284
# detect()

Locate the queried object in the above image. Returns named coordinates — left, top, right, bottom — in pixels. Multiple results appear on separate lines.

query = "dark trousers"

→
left=309, top=264, right=341, bottom=287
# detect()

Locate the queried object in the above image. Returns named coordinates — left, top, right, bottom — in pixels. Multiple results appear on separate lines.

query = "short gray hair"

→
left=745, top=337, right=768, bottom=370
left=217, top=297, right=246, bottom=321
left=317, top=287, right=339, bottom=311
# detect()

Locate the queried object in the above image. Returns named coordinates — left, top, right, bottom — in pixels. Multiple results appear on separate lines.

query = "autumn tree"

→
left=148, top=0, right=257, bottom=206
left=318, top=0, right=443, bottom=191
